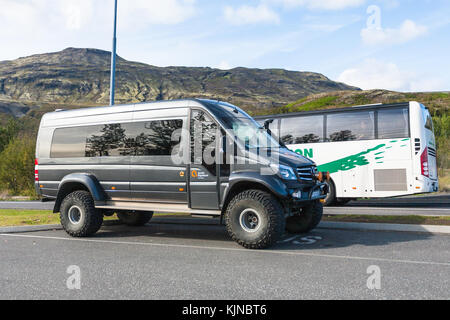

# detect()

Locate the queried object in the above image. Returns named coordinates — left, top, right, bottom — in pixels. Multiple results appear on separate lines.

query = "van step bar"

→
left=96, top=201, right=221, bottom=216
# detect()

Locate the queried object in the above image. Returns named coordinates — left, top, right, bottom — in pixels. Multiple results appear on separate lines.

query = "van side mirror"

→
left=264, top=119, right=274, bottom=130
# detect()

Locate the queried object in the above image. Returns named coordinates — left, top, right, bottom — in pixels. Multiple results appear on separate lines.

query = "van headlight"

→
left=270, top=164, right=297, bottom=181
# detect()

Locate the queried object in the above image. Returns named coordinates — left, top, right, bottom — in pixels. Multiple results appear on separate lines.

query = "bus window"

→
left=423, top=109, right=434, bottom=131
left=280, top=115, right=324, bottom=144
left=378, top=108, right=409, bottom=139
left=326, top=111, right=375, bottom=142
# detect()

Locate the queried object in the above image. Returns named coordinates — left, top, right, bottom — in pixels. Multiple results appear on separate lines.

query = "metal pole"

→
left=110, top=0, right=118, bottom=106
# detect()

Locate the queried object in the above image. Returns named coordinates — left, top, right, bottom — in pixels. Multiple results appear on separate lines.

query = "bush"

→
left=0, top=136, right=35, bottom=195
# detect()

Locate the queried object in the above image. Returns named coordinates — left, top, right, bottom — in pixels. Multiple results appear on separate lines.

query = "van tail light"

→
left=35, top=159, right=39, bottom=182
left=420, top=147, right=429, bottom=177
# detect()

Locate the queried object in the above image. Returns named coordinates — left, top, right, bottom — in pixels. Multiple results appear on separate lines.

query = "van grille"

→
left=428, top=147, right=436, bottom=158
left=296, top=166, right=315, bottom=182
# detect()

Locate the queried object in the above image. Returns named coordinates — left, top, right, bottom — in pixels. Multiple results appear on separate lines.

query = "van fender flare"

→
left=221, top=171, right=289, bottom=209
left=53, top=173, right=106, bottom=213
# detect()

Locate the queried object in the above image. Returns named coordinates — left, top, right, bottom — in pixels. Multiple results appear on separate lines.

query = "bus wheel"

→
left=225, top=190, right=285, bottom=249
left=323, top=179, right=336, bottom=206
left=286, top=200, right=323, bottom=234
left=117, top=211, right=153, bottom=226
left=60, top=191, right=103, bottom=237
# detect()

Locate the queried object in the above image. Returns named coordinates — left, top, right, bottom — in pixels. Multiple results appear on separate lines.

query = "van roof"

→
left=42, top=98, right=217, bottom=122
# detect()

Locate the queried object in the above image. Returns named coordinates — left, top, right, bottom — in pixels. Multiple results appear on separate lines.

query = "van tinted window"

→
left=51, top=127, right=88, bottom=158
left=126, top=120, right=183, bottom=156
left=280, top=115, right=324, bottom=144
left=51, top=120, right=183, bottom=158
left=378, top=108, right=409, bottom=139
left=326, top=111, right=375, bottom=142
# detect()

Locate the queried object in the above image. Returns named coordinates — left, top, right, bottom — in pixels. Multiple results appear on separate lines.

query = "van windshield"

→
left=205, top=101, right=281, bottom=149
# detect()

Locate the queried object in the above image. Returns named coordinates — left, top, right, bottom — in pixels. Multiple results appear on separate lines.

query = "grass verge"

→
left=0, top=210, right=190, bottom=227
left=323, top=214, right=450, bottom=226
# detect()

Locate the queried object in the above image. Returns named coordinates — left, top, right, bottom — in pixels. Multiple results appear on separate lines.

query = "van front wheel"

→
left=117, top=211, right=153, bottom=226
left=225, top=190, right=285, bottom=249
left=286, top=200, right=323, bottom=234
left=60, top=191, right=103, bottom=237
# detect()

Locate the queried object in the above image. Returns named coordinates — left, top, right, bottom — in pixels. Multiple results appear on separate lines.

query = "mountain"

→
left=0, top=47, right=359, bottom=116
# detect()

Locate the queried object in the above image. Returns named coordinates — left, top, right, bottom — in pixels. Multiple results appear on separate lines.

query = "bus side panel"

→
left=288, top=139, right=414, bottom=198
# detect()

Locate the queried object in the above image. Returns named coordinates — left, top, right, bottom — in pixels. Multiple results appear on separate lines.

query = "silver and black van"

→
left=35, top=99, right=328, bottom=249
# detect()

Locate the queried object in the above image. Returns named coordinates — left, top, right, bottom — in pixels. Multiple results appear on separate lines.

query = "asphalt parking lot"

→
left=0, top=217, right=449, bottom=300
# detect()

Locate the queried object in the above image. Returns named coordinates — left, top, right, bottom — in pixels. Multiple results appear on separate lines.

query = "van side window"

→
left=85, top=124, right=127, bottom=157
left=51, top=127, right=87, bottom=158
left=50, top=120, right=183, bottom=158
left=191, top=110, right=218, bottom=175
left=126, top=120, right=183, bottom=156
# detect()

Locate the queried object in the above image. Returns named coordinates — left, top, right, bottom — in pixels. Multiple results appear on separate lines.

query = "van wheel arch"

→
left=54, top=182, right=90, bottom=213
left=221, top=181, right=279, bottom=215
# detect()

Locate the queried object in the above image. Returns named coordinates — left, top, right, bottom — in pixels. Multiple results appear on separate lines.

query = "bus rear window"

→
left=424, top=113, right=434, bottom=131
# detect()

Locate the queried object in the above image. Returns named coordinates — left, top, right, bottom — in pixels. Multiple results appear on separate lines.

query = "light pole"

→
left=110, top=0, right=118, bottom=106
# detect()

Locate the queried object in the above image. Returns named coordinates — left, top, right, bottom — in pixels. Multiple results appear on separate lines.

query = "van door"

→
left=189, top=109, right=220, bottom=210
left=129, top=116, right=188, bottom=204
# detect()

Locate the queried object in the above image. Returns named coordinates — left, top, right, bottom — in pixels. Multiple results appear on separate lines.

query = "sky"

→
left=0, top=0, right=449, bottom=92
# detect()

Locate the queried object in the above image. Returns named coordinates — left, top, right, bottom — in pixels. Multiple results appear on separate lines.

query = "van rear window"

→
left=50, top=120, right=183, bottom=158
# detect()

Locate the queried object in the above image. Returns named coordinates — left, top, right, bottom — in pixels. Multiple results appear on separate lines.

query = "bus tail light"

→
left=420, top=147, right=429, bottom=177
left=35, top=159, right=39, bottom=182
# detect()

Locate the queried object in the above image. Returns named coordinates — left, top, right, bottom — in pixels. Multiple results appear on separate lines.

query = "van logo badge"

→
left=191, top=170, right=198, bottom=178
left=180, top=171, right=185, bottom=177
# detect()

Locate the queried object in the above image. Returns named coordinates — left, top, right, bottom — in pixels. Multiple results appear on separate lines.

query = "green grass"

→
left=278, top=95, right=339, bottom=113
left=0, top=209, right=190, bottom=227
left=0, top=210, right=60, bottom=226
left=323, top=214, right=450, bottom=226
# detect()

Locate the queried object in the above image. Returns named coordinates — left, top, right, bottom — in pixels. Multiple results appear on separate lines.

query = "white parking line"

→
left=1, top=233, right=449, bottom=267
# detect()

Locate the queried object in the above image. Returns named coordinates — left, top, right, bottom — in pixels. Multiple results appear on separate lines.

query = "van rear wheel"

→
left=117, top=211, right=153, bottom=226
left=60, top=191, right=103, bottom=237
left=286, top=200, right=323, bottom=234
left=225, top=190, right=285, bottom=249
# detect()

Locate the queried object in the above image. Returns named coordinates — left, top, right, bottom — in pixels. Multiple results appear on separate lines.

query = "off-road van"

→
left=35, top=99, right=328, bottom=249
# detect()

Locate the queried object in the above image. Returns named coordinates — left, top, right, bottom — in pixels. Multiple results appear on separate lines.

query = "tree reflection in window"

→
left=85, top=124, right=126, bottom=157
left=328, top=130, right=356, bottom=142
left=84, top=121, right=183, bottom=157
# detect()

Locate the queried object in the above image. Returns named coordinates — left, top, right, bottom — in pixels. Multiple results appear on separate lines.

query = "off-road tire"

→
left=117, top=211, right=153, bottom=226
left=286, top=200, right=323, bottom=234
left=323, top=179, right=336, bottom=206
left=60, top=191, right=103, bottom=237
left=225, top=190, right=285, bottom=249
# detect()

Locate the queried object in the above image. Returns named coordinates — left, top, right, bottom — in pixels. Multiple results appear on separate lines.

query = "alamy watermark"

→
left=366, top=265, right=381, bottom=290
left=66, top=265, right=81, bottom=290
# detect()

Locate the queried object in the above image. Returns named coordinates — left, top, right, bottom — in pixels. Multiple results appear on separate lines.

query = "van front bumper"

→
left=288, top=182, right=328, bottom=202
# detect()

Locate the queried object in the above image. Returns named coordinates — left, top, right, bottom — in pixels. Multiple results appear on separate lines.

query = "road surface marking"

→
left=1, top=233, right=449, bottom=267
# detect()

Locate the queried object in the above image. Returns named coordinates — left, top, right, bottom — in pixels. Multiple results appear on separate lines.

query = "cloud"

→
left=270, top=0, right=365, bottom=10
left=224, top=4, right=280, bottom=25
left=60, top=0, right=94, bottom=30
left=120, top=0, right=197, bottom=27
left=361, top=19, right=428, bottom=46
left=338, top=59, right=445, bottom=92
left=217, top=61, right=232, bottom=70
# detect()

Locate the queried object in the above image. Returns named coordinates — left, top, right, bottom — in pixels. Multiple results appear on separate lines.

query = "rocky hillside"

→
left=0, top=47, right=359, bottom=116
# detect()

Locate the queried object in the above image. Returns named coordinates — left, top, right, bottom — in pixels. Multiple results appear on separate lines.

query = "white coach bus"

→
left=254, top=101, right=439, bottom=205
